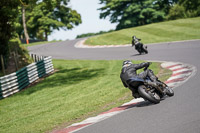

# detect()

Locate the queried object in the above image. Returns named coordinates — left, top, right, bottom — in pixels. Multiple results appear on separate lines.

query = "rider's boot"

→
left=145, top=80, right=158, bottom=88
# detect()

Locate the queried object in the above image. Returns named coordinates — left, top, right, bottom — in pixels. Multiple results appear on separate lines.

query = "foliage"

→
left=0, top=0, right=21, bottom=73
left=0, top=0, right=31, bottom=73
left=0, top=36, right=32, bottom=74
left=0, top=34, right=33, bottom=74
left=98, top=0, right=177, bottom=30
left=167, top=4, right=187, bottom=20
left=9, top=37, right=33, bottom=66
left=167, top=0, right=200, bottom=20
left=0, top=0, right=20, bottom=56
left=0, top=0, right=82, bottom=73
left=179, top=0, right=200, bottom=14
left=16, top=0, right=82, bottom=41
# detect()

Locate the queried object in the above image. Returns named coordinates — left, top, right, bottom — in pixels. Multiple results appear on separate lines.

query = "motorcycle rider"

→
left=132, top=36, right=147, bottom=54
left=132, top=36, right=141, bottom=48
left=120, top=60, right=164, bottom=97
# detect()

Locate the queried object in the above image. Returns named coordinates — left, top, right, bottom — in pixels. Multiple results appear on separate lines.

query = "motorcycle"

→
left=132, top=36, right=148, bottom=54
left=126, top=66, right=174, bottom=104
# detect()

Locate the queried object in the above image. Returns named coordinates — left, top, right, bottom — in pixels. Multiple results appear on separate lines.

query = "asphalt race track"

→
left=28, top=39, right=200, bottom=133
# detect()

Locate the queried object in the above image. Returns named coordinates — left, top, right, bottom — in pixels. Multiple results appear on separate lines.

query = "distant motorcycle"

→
left=126, top=64, right=174, bottom=104
left=132, top=36, right=148, bottom=54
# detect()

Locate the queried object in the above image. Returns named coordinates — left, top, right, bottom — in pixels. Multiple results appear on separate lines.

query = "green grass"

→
left=0, top=60, right=171, bottom=133
left=21, top=40, right=61, bottom=47
left=85, top=17, right=200, bottom=45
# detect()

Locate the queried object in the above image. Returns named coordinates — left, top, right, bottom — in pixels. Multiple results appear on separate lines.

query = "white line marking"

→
left=169, top=65, right=184, bottom=70
left=167, top=73, right=190, bottom=81
left=172, top=68, right=191, bottom=74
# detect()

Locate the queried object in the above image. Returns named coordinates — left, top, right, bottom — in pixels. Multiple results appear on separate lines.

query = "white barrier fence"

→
left=0, top=55, right=54, bottom=99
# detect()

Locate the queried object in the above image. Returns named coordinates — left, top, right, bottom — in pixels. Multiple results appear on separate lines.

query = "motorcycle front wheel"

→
left=143, top=46, right=148, bottom=54
left=165, top=87, right=174, bottom=96
left=138, top=85, right=160, bottom=104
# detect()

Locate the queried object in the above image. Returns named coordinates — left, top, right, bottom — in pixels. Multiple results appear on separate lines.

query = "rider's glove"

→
left=144, top=62, right=151, bottom=70
left=147, top=62, right=152, bottom=66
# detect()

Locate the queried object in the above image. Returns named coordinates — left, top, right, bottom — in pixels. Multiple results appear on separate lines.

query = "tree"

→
left=15, top=0, right=37, bottom=40
left=178, top=0, right=200, bottom=16
left=0, top=0, right=20, bottom=56
left=155, top=0, right=178, bottom=14
left=167, top=4, right=186, bottom=20
left=1, top=0, right=81, bottom=72
left=22, top=5, right=30, bottom=44
left=99, top=0, right=177, bottom=30
left=167, top=0, right=200, bottom=20
left=16, top=0, right=82, bottom=41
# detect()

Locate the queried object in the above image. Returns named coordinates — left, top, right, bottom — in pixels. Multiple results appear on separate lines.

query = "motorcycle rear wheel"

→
left=138, top=85, right=160, bottom=104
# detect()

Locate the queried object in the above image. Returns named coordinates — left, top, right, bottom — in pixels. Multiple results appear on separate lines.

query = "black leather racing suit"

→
left=120, top=62, right=158, bottom=89
left=132, top=38, right=143, bottom=52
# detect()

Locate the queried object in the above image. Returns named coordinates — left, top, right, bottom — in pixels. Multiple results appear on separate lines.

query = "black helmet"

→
left=132, top=36, right=141, bottom=41
left=122, top=60, right=132, bottom=66
left=132, top=36, right=136, bottom=39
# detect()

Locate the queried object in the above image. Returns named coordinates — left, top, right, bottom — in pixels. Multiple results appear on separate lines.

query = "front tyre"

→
left=138, top=85, right=160, bottom=104
left=165, top=87, right=174, bottom=96
left=143, top=46, right=148, bottom=54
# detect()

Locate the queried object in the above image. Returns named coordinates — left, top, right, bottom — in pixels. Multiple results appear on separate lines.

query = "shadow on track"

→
left=118, top=100, right=155, bottom=111
left=131, top=53, right=148, bottom=56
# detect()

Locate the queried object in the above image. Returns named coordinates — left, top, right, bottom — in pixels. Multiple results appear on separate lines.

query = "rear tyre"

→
left=138, top=85, right=160, bottom=104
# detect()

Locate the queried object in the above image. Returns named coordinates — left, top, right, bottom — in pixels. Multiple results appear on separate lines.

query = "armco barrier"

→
left=0, top=56, right=54, bottom=99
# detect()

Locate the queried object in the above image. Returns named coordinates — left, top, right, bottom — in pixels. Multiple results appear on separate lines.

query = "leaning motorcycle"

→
left=132, top=37, right=148, bottom=54
left=126, top=66, right=174, bottom=104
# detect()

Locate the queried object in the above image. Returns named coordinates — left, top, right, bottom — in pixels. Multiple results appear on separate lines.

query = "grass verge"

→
left=85, top=17, right=200, bottom=45
left=0, top=60, right=171, bottom=133
left=21, top=40, right=61, bottom=47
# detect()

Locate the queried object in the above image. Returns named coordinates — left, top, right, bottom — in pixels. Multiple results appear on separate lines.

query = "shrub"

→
left=167, top=4, right=187, bottom=20
left=0, top=36, right=33, bottom=75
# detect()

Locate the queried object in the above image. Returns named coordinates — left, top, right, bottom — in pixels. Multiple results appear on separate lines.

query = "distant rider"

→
left=132, top=36, right=142, bottom=50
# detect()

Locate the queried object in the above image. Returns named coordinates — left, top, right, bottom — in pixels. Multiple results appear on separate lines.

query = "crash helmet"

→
left=132, top=36, right=136, bottom=39
left=122, top=60, right=132, bottom=67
